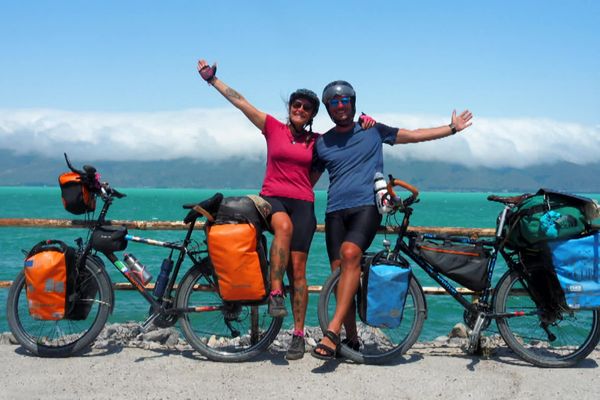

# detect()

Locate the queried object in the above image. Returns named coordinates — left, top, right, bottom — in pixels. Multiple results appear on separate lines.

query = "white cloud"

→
left=0, top=108, right=598, bottom=168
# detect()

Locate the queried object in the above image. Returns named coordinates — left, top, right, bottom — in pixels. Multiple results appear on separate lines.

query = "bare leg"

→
left=286, top=251, right=309, bottom=332
left=315, top=241, right=362, bottom=355
left=269, top=212, right=292, bottom=292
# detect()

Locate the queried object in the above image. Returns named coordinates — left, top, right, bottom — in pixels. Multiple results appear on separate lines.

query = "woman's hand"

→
left=197, top=59, right=217, bottom=83
left=358, top=113, right=376, bottom=129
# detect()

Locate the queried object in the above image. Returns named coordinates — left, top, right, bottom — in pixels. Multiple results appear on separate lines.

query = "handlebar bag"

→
left=24, top=240, right=76, bottom=320
left=542, top=232, right=600, bottom=310
left=357, top=257, right=411, bottom=329
left=417, top=239, right=489, bottom=291
left=207, top=196, right=269, bottom=302
left=59, top=172, right=96, bottom=215
left=504, top=189, right=595, bottom=249
left=91, top=225, right=128, bottom=253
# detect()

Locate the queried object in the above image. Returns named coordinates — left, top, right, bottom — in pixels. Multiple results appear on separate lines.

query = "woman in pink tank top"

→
left=197, top=59, right=323, bottom=360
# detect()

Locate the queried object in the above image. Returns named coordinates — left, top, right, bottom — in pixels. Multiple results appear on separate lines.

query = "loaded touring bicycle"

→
left=7, top=154, right=283, bottom=362
left=317, top=176, right=600, bottom=367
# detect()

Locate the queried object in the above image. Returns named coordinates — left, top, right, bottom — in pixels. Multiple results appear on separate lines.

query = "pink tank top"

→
left=259, top=115, right=317, bottom=202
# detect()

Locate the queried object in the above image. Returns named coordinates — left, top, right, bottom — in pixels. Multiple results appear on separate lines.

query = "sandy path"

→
left=1, top=342, right=599, bottom=400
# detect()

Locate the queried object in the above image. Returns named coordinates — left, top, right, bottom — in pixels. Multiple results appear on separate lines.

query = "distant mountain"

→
left=1, top=149, right=599, bottom=192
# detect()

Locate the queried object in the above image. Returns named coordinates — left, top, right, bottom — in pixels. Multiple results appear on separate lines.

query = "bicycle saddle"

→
left=183, top=193, right=224, bottom=224
left=487, top=193, right=532, bottom=205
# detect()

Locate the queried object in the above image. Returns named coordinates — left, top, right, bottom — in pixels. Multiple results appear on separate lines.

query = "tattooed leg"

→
left=269, top=212, right=292, bottom=292
left=290, top=251, right=309, bottom=331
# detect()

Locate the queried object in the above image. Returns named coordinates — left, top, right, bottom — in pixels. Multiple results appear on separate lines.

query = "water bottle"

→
left=152, top=258, right=174, bottom=299
left=374, top=172, right=392, bottom=214
left=123, top=253, right=153, bottom=285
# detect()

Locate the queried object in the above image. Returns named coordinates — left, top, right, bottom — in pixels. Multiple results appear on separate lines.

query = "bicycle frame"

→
left=77, top=184, right=218, bottom=329
left=387, top=203, right=512, bottom=316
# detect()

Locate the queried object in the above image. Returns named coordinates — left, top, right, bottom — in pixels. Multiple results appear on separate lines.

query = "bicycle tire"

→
left=176, top=258, right=283, bottom=362
left=317, top=267, right=427, bottom=364
left=494, top=270, right=600, bottom=367
left=6, top=257, right=112, bottom=357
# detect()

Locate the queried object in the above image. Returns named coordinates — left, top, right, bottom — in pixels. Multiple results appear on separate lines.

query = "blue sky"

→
left=0, top=1, right=599, bottom=166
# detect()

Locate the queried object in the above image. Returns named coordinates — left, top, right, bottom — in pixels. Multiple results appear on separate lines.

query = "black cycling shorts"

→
left=325, top=205, right=382, bottom=263
left=261, top=195, right=317, bottom=253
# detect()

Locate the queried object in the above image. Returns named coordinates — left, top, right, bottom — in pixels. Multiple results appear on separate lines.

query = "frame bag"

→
left=358, top=257, right=411, bottom=329
left=417, top=239, right=489, bottom=291
left=543, top=232, right=600, bottom=310
left=207, top=196, right=269, bottom=302
left=24, top=240, right=76, bottom=320
left=91, top=225, right=128, bottom=253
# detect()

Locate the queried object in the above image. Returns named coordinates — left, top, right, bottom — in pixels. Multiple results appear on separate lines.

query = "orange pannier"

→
left=24, top=240, right=75, bottom=320
left=207, top=223, right=268, bottom=302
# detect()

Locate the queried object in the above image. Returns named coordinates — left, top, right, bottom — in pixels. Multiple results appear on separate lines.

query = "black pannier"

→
left=519, top=248, right=566, bottom=312
left=416, top=239, right=490, bottom=291
left=66, top=256, right=101, bottom=320
left=91, top=225, right=128, bottom=253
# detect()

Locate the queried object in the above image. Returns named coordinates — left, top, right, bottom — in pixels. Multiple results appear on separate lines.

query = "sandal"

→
left=310, top=330, right=340, bottom=361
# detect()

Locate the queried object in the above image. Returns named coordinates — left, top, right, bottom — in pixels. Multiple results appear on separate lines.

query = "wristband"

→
left=449, top=123, right=457, bottom=135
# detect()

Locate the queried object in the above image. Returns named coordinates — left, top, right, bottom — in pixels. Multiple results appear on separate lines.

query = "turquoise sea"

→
left=2, top=187, right=598, bottom=340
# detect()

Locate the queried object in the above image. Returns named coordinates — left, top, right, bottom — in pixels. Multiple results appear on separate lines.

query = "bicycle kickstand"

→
left=140, top=312, right=161, bottom=332
left=467, top=312, right=487, bottom=354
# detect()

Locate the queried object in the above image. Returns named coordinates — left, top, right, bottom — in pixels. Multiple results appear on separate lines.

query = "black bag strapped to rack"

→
left=207, top=196, right=271, bottom=302
left=59, top=172, right=96, bottom=215
left=416, top=237, right=490, bottom=291
left=91, top=225, right=128, bottom=253
left=24, top=240, right=76, bottom=320
left=357, top=255, right=411, bottom=329
left=503, top=189, right=599, bottom=250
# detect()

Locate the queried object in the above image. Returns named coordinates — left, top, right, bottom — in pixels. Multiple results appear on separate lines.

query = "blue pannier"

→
left=358, top=260, right=411, bottom=328
left=547, top=232, right=600, bottom=309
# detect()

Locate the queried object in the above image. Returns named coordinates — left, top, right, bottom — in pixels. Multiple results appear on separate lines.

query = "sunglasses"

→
left=291, top=100, right=314, bottom=112
left=329, top=97, right=351, bottom=107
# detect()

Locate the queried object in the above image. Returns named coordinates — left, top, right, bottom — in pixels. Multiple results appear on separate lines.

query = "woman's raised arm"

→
left=198, top=59, right=267, bottom=131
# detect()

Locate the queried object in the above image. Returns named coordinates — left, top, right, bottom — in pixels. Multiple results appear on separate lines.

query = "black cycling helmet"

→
left=322, top=80, right=356, bottom=109
left=322, top=80, right=356, bottom=124
left=289, top=88, right=320, bottom=116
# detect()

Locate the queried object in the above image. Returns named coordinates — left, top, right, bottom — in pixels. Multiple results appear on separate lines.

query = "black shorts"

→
left=261, top=195, right=317, bottom=253
left=325, top=205, right=382, bottom=263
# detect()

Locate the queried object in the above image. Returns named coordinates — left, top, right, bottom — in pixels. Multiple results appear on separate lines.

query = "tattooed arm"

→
left=197, top=59, right=267, bottom=131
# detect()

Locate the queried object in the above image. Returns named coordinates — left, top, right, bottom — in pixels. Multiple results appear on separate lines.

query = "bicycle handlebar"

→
left=64, top=153, right=126, bottom=199
left=387, top=175, right=420, bottom=209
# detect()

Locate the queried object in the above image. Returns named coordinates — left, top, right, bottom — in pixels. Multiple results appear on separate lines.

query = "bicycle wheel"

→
left=317, top=267, right=426, bottom=364
left=176, top=258, right=283, bottom=362
left=6, top=257, right=112, bottom=357
left=494, top=270, right=600, bottom=367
